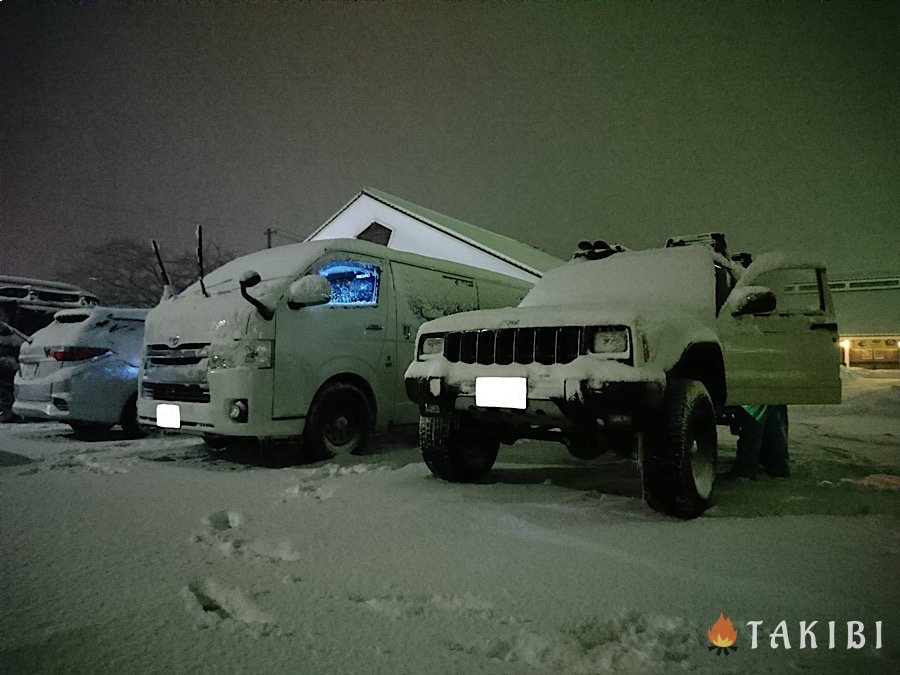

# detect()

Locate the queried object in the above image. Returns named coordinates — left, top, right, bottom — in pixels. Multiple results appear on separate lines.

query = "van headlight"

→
left=243, top=340, right=273, bottom=368
left=418, top=335, right=445, bottom=358
left=208, top=340, right=274, bottom=370
left=588, top=327, right=630, bottom=356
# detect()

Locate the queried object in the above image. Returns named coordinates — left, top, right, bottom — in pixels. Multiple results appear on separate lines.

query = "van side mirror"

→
left=730, top=286, right=777, bottom=316
left=288, top=275, right=332, bottom=309
left=240, top=270, right=262, bottom=288
left=239, top=269, right=273, bottom=321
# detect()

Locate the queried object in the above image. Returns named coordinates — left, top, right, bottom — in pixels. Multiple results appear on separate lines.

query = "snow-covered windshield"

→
left=180, top=242, right=324, bottom=298
left=520, top=246, right=717, bottom=318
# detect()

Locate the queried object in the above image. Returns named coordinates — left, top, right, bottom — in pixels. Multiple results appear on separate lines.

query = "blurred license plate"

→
left=156, top=403, right=181, bottom=429
left=21, top=363, right=38, bottom=378
left=475, top=377, right=527, bottom=409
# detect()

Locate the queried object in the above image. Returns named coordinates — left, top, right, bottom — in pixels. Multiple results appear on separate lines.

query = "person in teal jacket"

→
left=729, top=404, right=790, bottom=479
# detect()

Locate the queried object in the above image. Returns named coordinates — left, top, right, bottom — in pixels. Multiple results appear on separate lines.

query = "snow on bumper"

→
left=13, top=358, right=136, bottom=425
left=405, top=356, right=665, bottom=426
left=137, top=367, right=306, bottom=438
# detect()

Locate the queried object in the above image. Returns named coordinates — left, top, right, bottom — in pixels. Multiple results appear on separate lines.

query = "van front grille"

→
left=143, top=383, right=210, bottom=403
left=443, top=326, right=586, bottom=366
left=146, top=344, right=209, bottom=366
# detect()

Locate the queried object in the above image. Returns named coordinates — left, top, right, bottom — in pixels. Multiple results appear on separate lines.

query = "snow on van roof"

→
left=182, top=239, right=531, bottom=296
left=180, top=238, right=532, bottom=298
left=312, top=188, right=562, bottom=276
left=520, top=245, right=716, bottom=318
left=55, top=307, right=148, bottom=322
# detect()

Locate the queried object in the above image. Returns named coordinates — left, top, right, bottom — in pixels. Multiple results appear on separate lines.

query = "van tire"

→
left=304, top=382, right=372, bottom=458
left=640, top=379, right=717, bottom=519
left=120, top=394, right=145, bottom=438
left=69, top=421, right=113, bottom=440
left=420, top=414, right=499, bottom=482
left=202, top=434, right=230, bottom=450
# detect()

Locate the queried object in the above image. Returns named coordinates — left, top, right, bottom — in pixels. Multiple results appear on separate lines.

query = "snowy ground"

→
left=1, top=369, right=898, bottom=674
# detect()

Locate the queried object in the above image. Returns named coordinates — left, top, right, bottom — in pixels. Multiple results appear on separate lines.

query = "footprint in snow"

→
left=183, top=579, right=275, bottom=633
left=194, top=510, right=300, bottom=562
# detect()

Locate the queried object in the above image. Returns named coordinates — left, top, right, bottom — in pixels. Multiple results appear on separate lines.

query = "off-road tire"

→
left=303, top=382, right=372, bottom=459
left=420, top=414, right=499, bottom=482
left=68, top=421, right=114, bottom=440
left=641, top=379, right=717, bottom=519
left=119, top=394, right=145, bottom=438
left=565, top=428, right=606, bottom=460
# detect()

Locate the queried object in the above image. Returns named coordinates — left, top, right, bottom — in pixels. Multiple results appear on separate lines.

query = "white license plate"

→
left=475, top=377, right=527, bottom=409
left=156, top=403, right=181, bottom=429
left=21, top=363, right=38, bottom=378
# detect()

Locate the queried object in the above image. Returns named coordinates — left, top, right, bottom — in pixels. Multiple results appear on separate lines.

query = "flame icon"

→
left=707, top=612, right=738, bottom=655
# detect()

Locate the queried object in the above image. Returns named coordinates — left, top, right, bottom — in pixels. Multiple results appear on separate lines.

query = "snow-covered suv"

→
left=405, top=241, right=841, bottom=518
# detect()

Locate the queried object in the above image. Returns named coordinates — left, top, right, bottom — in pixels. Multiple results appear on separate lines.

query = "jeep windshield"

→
left=520, top=245, right=717, bottom=318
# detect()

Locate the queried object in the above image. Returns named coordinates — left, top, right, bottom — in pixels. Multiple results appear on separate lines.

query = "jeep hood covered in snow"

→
left=520, top=245, right=717, bottom=317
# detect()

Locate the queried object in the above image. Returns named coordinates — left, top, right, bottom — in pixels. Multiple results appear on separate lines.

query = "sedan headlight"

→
left=589, top=327, right=630, bottom=356
left=418, top=335, right=445, bottom=358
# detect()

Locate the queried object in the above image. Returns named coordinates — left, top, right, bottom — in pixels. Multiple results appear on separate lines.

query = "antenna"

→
left=151, top=240, right=171, bottom=287
left=151, top=239, right=175, bottom=301
left=196, top=224, right=209, bottom=298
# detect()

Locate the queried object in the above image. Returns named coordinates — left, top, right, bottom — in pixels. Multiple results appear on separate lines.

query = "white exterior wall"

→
left=308, top=195, right=540, bottom=283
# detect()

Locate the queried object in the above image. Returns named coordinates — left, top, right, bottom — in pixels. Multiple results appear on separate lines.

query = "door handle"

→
left=365, top=324, right=384, bottom=331
left=810, top=323, right=838, bottom=331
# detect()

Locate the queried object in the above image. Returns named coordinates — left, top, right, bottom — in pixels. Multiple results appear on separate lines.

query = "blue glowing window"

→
left=317, top=260, right=380, bottom=306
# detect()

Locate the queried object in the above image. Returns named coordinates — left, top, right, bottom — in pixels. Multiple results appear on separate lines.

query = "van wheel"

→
left=69, top=421, right=114, bottom=440
left=304, top=382, right=372, bottom=458
left=420, top=414, right=499, bottom=482
left=120, top=394, right=145, bottom=438
left=202, top=434, right=230, bottom=450
left=641, top=379, right=717, bottom=519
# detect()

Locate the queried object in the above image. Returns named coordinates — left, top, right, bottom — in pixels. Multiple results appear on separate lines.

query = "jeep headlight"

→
left=418, top=335, right=445, bottom=358
left=589, top=327, right=630, bottom=356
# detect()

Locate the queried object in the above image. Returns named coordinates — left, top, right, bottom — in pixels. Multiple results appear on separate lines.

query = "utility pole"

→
left=266, top=228, right=273, bottom=249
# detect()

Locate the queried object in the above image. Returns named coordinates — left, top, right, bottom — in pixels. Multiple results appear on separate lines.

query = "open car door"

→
left=721, top=259, right=841, bottom=405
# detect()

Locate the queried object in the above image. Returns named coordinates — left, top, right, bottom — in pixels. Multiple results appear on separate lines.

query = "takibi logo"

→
left=705, top=613, right=884, bottom=655
left=708, top=612, right=739, bottom=655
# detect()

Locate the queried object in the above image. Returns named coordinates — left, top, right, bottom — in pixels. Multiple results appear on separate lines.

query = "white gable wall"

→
left=308, top=195, right=541, bottom=283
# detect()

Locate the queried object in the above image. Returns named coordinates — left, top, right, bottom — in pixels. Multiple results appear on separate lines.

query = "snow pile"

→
left=0, top=368, right=897, bottom=672
left=469, top=613, right=697, bottom=673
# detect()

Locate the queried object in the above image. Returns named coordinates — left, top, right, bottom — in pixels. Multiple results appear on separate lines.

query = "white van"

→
left=137, top=238, right=532, bottom=455
left=14, top=307, right=147, bottom=437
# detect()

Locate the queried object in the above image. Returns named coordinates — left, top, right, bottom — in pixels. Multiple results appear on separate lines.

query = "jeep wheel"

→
left=420, top=414, right=499, bottom=482
left=304, top=382, right=372, bottom=459
left=641, top=379, right=717, bottom=519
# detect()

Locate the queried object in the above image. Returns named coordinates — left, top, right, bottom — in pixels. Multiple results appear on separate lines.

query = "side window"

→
left=316, top=260, right=381, bottom=306
left=391, top=262, right=478, bottom=321
left=755, top=268, right=824, bottom=315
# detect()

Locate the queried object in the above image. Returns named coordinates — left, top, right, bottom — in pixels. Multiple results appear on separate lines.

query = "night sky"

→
left=1, top=1, right=896, bottom=281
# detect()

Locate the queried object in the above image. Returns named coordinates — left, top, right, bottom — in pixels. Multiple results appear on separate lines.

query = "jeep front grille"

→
left=443, top=327, right=585, bottom=365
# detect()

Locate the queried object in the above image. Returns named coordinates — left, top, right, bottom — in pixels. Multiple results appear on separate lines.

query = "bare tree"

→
left=63, top=237, right=235, bottom=307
